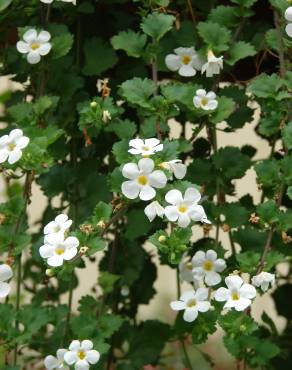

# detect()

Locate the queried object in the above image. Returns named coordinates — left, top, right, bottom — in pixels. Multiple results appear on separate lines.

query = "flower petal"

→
left=206, top=249, right=217, bottom=261
left=139, top=185, right=156, bottom=201
left=214, top=287, right=230, bottom=302
left=16, top=41, right=29, bottom=54
left=64, top=350, right=78, bottom=365
left=196, top=89, right=206, bottom=97
left=197, top=301, right=210, bottom=312
left=138, top=157, right=154, bottom=174
left=206, top=99, right=218, bottom=110
left=183, top=307, right=198, bottom=322
left=225, top=275, right=243, bottom=290
left=39, top=244, right=55, bottom=258
left=165, top=54, right=181, bottom=71
left=214, top=258, right=226, bottom=272
left=15, top=136, right=29, bottom=149
left=170, top=300, right=186, bottom=311
left=164, top=206, right=179, bottom=222
left=184, top=187, right=201, bottom=204
left=194, top=287, right=209, bottom=301
left=285, top=23, right=292, bottom=37
left=145, top=138, right=160, bottom=147
left=180, top=290, right=196, bottom=302
left=38, top=43, right=52, bottom=56
left=64, top=236, right=79, bottom=249
left=165, top=189, right=183, bottom=205
left=192, top=251, right=206, bottom=266
left=0, top=149, right=8, bottom=163
left=37, top=31, right=51, bottom=43
left=234, top=297, right=251, bottom=311
left=63, top=247, right=78, bottom=261
left=178, top=64, right=196, bottom=77
left=0, top=264, right=13, bottom=282
left=81, top=340, right=93, bottom=351
left=239, top=283, right=256, bottom=299
left=122, top=163, right=139, bottom=180
left=85, top=350, right=100, bottom=364
left=75, top=360, right=89, bottom=370
left=8, top=149, right=22, bottom=164
left=27, top=51, right=41, bottom=64
left=47, top=255, right=64, bottom=267
left=69, top=340, right=81, bottom=351
left=122, top=180, right=140, bottom=199
left=44, top=355, right=59, bottom=370
left=178, top=213, right=191, bottom=228
left=23, top=29, right=37, bottom=43
left=285, top=7, right=292, bottom=22
left=0, top=282, right=11, bottom=298
left=205, top=271, right=221, bottom=286
left=148, top=170, right=167, bottom=188
left=56, top=349, right=67, bottom=361
left=129, top=138, right=144, bottom=149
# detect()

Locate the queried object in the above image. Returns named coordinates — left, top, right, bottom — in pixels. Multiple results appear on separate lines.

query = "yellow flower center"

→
left=31, top=42, right=40, bottom=50
left=186, top=262, right=193, bottom=270
left=142, top=145, right=150, bottom=151
left=55, top=247, right=65, bottom=255
left=203, top=260, right=213, bottom=271
left=182, top=55, right=191, bottom=65
left=186, top=298, right=197, bottom=307
left=8, top=143, right=16, bottom=151
left=201, top=97, right=209, bottom=106
left=178, top=204, right=187, bottom=213
left=232, top=292, right=240, bottom=301
left=78, top=351, right=86, bottom=360
left=137, top=175, right=148, bottom=186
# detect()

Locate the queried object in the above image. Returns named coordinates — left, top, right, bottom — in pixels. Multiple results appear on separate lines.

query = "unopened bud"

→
left=179, top=244, right=187, bottom=252
left=80, top=246, right=89, bottom=254
left=222, top=223, right=230, bottom=232
left=249, top=213, right=260, bottom=224
left=158, top=235, right=167, bottom=243
left=240, top=325, right=246, bottom=332
left=45, top=269, right=54, bottom=277
left=121, top=286, right=130, bottom=297
left=0, top=213, right=6, bottom=225
left=90, top=101, right=97, bottom=108
left=80, top=224, right=94, bottom=235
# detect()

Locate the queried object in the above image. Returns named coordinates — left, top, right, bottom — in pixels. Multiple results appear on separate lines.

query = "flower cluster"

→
left=285, top=7, right=292, bottom=37
left=121, top=138, right=210, bottom=228
left=44, top=339, right=100, bottom=370
left=0, top=129, right=29, bottom=165
left=172, top=249, right=276, bottom=322
left=0, top=263, right=13, bottom=298
left=165, top=47, right=223, bottom=78
left=39, top=214, right=79, bottom=267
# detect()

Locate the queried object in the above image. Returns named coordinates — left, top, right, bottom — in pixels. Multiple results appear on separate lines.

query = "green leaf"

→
left=161, top=82, right=198, bottom=110
left=119, top=77, right=156, bottom=109
left=83, top=37, right=118, bottom=76
left=283, top=121, right=292, bottom=150
left=192, top=311, right=217, bottom=344
left=230, top=0, right=258, bottom=6
left=248, top=73, right=283, bottom=98
left=257, top=200, right=280, bottom=224
left=287, top=186, right=292, bottom=200
left=93, top=201, right=112, bottom=223
left=265, top=29, right=279, bottom=51
left=210, top=96, right=236, bottom=123
left=208, top=5, right=239, bottom=28
left=141, top=12, right=175, bottom=41
left=99, top=271, right=120, bottom=294
left=227, top=41, right=256, bottom=66
left=197, top=21, right=231, bottom=53
left=213, top=147, right=251, bottom=179
left=255, top=159, right=281, bottom=187
left=105, top=119, right=137, bottom=139
left=237, top=251, right=260, bottom=273
left=0, top=0, right=12, bottom=12
left=219, top=310, right=258, bottom=336
left=220, top=203, right=249, bottom=228
left=111, top=30, right=147, bottom=58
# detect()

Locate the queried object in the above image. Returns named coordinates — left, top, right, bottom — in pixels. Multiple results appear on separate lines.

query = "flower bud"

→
left=90, top=101, right=97, bottom=108
left=45, top=269, right=54, bottom=277
left=158, top=235, right=167, bottom=243
left=178, top=244, right=187, bottom=252
left=121, top=286, right=130, bottom=297
left=0, top=213, right=6, bottom=225
left=97, top=220, right=106, bottom=229
left=240, top=325, right=246, bottom=332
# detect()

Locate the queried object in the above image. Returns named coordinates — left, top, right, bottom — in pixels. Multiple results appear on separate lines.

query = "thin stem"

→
left=63, top=270, right=74, bottom=345
left=273, top=10, right=286, bottom=78
left=13, top=254, right=22, bottom=366
left=186, top=0, right=196, bottom=23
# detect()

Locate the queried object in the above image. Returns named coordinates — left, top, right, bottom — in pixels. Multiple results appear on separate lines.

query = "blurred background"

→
left=0, top=75, right=287, bottom=370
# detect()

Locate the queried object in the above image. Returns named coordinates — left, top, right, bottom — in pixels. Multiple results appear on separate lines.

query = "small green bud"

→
left=158, top=235, right=167, bottom=243
left=90, top=101, right=97, bottom=108
left=240, top=324, right=246, bottom=332
left=45, top=269, right=54, bottom=277
left=178, top=244, right=187, bottom=252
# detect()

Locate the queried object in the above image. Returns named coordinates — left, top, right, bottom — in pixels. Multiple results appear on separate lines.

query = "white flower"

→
left=44, top=349, right=69, bottom=370
left=121, top=158, right=167, bottom=201
left=179, top=254, right=194, bottom=283
left=144, top=200, right=164, bottom=222
left=193, top=89, right=218, bottom=111
left=160, top=160, right=187, bottom=180
left=40, top=0, right=76, bottom=4
left=251, top=272, right=275, bottom=292
left=16, top=29, right=52, bottom=64
left=128, top=138, right=163, bottom=156
left=285, top=7, right=292, bottom=37
left=102, top=110, right=111, bottom=123
left=0, top=129, right=29, bottom=165
left=201, top=50, right=223, bottom=78
left=170, top=288, right=210, bottom=322
left=0, top=264, right=13, bottom=298
left=214, top=275, right=256, bottom=311
left=96, top=78, right=109, bottom=92
left=44, top=214, right=72, bottom=236
left=192, top=249, right=226, bottom=286
left=164, top=188, right=210, bottom=228
left=165, top=47, right=203, bottom=77
left=64, top=340, right=100, bottom=370
left=39, top=234, right=79, bottom=267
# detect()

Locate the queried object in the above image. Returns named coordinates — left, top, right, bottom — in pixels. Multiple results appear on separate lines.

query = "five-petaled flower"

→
left=44, top=349, right=69, bottom=370
left=0, top=264, right=13, bottom=298
left=128, top=138, right=163, bottom=156
left=39, top=233, right=79, bottom=267
left=121, top=158, right=167, bottom=201
left=170, top=288, right=210, bottom=322
left=179, top=254, right=195, bottom=283
left=214, top=275, right=256, bottom=311
left=193, top=89, right=218, bottom=111
left=64, top=340, right=100, bottom=370
left=44, top=214, right=73, bottom=236
left=192, top=249, right=226, bottom=286
left=251, top=272, right=275, bottom=292
left=165, top=47, right=203, bottom=77
left=41, top=0, right=76, bottom=4
left=16, top=28, right=52, bottom=64
left=201, top=50, right=223, bottom=78
left=144, top=200, right=164, bottom=222
left=164, top=188, right=210, bottom=228
left=159, top=160, right=187, bottom=180
left=0, top=129, right=29, bottom=165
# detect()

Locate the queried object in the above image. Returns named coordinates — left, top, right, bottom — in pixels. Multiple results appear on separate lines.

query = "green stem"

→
left=62, top=270, right=74, bottom=345
left=13, top=254, right=22, bottom=366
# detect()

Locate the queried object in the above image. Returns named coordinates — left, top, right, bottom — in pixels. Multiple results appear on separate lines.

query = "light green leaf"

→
left=210, top=96, right=236, bottom=123
left=141, top=12, right=175, bottom=41
left=230, top=0, right=258, bottom=6
left=282, top=121, right=292, bottom=150
left=197, top=21, right=231, bottom=53
left=119, top=77, right=156, bottom=109
left=0, top=0, right=12, bottom=11
left=227, top=41, right=256, bottom=66
left=248, top=73, right=283, bottom=98
left=111, top=30, right=147, bottom=58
